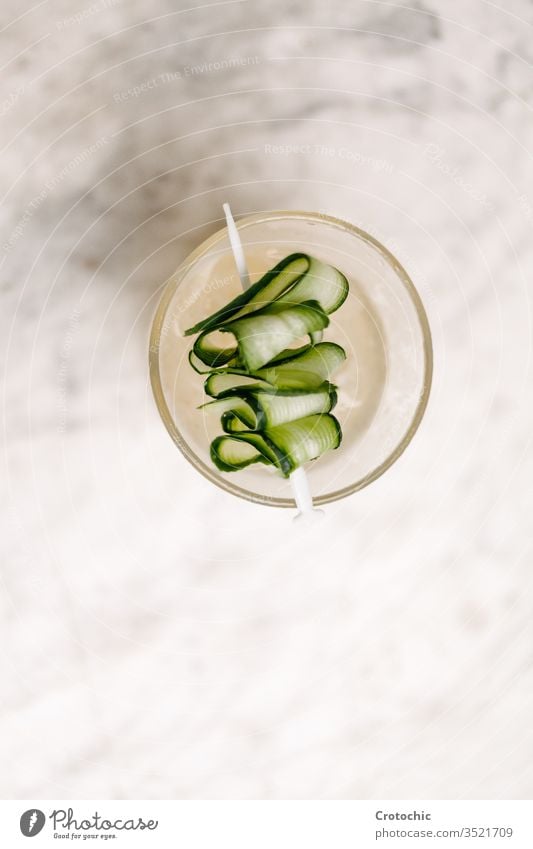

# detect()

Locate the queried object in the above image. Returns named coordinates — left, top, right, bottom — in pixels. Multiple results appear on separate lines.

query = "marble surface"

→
left=1, top=0, right=533, bottom=799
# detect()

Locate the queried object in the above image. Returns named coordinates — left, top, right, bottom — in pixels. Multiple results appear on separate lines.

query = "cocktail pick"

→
left=222, top=203, right=324, bottom=521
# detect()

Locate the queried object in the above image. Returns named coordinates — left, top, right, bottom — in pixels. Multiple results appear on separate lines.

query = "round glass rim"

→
left=149, top=210, right=433, bottom=508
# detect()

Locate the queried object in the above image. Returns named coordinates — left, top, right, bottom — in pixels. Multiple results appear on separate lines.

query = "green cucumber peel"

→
left=185, top=253, right=349, bottom=478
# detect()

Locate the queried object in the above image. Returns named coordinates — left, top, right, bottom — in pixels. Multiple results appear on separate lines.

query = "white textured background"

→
left=1, top=0, right=532, bottom=799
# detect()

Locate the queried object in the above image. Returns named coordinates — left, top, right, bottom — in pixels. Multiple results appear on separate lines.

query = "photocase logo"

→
left=20, top=809, right=45, bottom=837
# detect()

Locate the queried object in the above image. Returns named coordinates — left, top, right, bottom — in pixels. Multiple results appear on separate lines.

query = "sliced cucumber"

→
left=230, top=301, right=328, bottom=371
left=254, top=386, right=336, bottom=430
left=202, top=385, right=336, bottom=432
left=210, top=413, right=342, bottom=477
left=185, top=253, right=349, bottom=479
left=202, top=341, right=344, bottom=396
left=193, top=300, right=329, bottom=371
left=256, top=341, right=346, bottom=385
left=204, top=371, right=270, bottom=398
left=210, top=432, right=278, bottom=472
left=266, top=413, right=342, bottom=472
left=184, top=253, right=348, bottom=337
left=275, top=255, right=349, bottom=314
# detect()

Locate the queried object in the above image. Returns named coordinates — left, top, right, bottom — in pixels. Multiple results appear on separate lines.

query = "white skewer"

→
left=222, top=203, right=324, bottom=521
left=223, top=203, right=250, bottom=290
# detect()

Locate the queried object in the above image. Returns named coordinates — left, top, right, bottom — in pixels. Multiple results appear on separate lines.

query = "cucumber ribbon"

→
left=185, top=253, right=348, bottom=477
